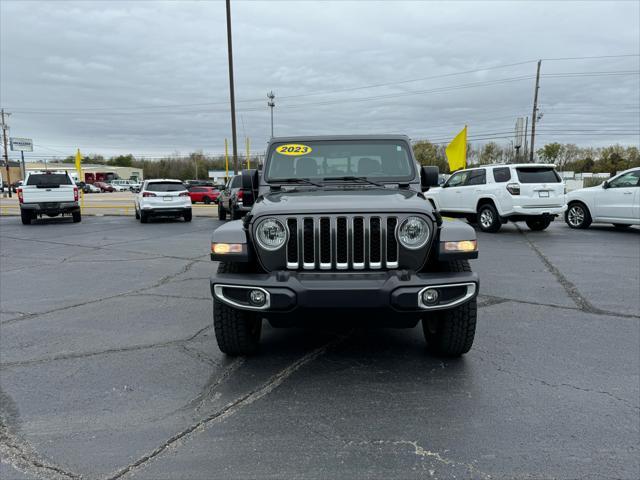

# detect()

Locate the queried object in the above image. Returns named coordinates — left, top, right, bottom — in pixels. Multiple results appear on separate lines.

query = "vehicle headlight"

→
left=397, top=216, right=430, bottom=249
left=255, top=218, right=287, bottom=250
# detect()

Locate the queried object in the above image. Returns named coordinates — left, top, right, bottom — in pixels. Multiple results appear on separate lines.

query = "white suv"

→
left=134, top=179, right=192, bottom=223
left=565, top=167, right=639, bottom=229
left=425, top=164, right=566, bottom=232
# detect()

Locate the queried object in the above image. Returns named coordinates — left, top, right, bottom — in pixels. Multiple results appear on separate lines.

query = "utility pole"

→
left=267, top=91, right=275, bottom=138
left=225, top=0, right=239, bottom=174
left=1, top=109, right=12, bottom=198
left=523, top=116, right=529, bottom=161
left=529, top=60, right=541, bottom=163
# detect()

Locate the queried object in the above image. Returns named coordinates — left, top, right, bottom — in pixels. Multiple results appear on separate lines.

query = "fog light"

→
left=422, top=288, right=439, bottom=305
left=249, top=289, right=266, bottom=306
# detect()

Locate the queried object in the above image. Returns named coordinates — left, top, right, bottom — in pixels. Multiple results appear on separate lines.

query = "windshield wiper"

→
left=322, top=176, right=383, bottom=187
left=271, top=178, right=324, bottom=188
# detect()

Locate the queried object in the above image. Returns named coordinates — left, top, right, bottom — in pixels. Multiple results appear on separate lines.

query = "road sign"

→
left=10, top=137, right=33, bottom=152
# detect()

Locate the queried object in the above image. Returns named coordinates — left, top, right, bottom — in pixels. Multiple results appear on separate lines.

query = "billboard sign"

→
left=10, top=137, right=33, bottom=152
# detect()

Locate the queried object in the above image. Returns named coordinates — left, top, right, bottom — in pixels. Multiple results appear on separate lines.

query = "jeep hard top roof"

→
left=268, top=134, right=411, bottom=143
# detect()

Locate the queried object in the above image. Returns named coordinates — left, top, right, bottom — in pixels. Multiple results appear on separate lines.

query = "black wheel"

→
left=613, top=224, right=631, bottom=230
left=140, top=211, right=149, bottom=223
left=525, top=217, right=552, bottom=231
left=203, top=196, right=211, bottom=205
left=422, top=259, right=477, bottom=357
left=477, top=203, right=501, bottom=233
left=218, top=203, right=227, bottom=220
left=231, top=205, right=242, bottom=220
left=72, top=211, right=81, bottom=223
left=183, top=210, right=192, bottom=222
left=20, top=210, right=32, bottom=225
left=135, top=208, right=140, bottom=220
left=213, top=262, right=262, bottom=356
left=565, top=202, right=591, bottom=229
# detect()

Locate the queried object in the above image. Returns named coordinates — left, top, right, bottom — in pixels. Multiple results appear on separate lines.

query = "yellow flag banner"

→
left=445, top=126, right=467, bottom=172
left=75, top=149, right=82, bottom=178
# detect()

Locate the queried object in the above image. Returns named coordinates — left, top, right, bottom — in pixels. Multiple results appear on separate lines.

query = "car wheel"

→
left=422, top=259, right=477, bottom=357
left=135, top=207, right=140, bottom=220
left=213, top=262, right=262, bottom=356
left=613, top=224, right=631, bottom=230
left=183, top=210, right=192, bottom=222
left=72, top=211, right=82, bottom=223
left=20, top=210, right=32, bottom=225
left=525, top=217, right=552, bottom=231
left=231, top=205, right=242, bottom=220
left=204, top=196, right=211, bottom=204
left=140, top=211, right=149, bottom=223
left=218, top=203, right=227, bottom=220
left=565, top=202, right=591, bottom=229
left=477, top=203, right=501, bottom=233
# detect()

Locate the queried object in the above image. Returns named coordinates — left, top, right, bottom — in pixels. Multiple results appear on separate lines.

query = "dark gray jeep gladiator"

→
left=210, top=135, right=479, bottom=356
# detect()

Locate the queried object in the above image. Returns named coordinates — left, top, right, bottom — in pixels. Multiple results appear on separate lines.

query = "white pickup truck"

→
left=18, top=171, right=81, bottom=225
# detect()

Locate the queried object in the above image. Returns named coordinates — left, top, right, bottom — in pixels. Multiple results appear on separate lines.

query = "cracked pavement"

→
left=1, top=216, right=638, bottom=479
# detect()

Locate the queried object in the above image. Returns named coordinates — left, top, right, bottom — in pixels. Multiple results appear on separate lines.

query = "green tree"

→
left=536, top=143, right=564, bottom=164
left=479, top=142, right=501, bottom=165
left=413, top=141, right=448, bottom=173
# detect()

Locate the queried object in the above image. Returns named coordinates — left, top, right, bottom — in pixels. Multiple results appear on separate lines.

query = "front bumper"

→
left=211, top=270, right=478, bottom=313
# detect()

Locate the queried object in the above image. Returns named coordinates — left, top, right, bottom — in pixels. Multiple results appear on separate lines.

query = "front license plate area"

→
left=163, top=196, right=172, bottom=201
left=538, top=191, right=550, bottom=198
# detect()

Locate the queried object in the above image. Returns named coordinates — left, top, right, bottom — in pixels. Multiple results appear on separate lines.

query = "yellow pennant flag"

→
left=75, top=148, right=83, bottom=178
left=445, top=126, right=467, bottom=172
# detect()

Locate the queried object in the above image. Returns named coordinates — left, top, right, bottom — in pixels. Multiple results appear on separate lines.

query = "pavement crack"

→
left=103, top=334, right=349, bottom=480
left=517, top=226, right=639, bottom=319
left=0, top=414, right=82, bottom=480
left=474, top=350, right=639, bottom=411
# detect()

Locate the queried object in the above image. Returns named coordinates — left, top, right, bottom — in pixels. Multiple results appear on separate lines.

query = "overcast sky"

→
left=1, top=0, right=639, bottom=160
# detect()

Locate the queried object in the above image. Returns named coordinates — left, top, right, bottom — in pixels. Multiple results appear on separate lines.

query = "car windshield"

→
left=26, top=174, right=72, bottom=186
left=266, top=140, right=414, bottom=182
left=146, top=182, right=186, bottom=192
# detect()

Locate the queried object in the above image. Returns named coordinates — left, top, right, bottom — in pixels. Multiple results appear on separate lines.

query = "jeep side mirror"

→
left=420, top=166, right=440, bottom=191
left=241, top=169, right=260, bottom=207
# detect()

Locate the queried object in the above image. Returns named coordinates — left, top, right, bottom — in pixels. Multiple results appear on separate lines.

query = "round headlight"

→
left=397, top=216, right=430, bottom=249
left=255, top=218, right=287, bottom=250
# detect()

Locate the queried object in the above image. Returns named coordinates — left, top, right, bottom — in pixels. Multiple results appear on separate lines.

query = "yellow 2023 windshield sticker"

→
left=275, top=144, right=312, bottom=156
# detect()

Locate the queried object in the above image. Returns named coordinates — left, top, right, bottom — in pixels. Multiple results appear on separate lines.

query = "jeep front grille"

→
left=284, top=215, right=399, bottom=270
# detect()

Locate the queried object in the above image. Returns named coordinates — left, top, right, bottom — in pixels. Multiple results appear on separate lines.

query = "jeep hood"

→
left=250, top=188, right=431, bottom=216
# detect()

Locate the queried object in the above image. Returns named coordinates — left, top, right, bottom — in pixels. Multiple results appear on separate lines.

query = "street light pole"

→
left=267, top=91, right=275, bottom=138
left=225, top=0, right=239, bottom=174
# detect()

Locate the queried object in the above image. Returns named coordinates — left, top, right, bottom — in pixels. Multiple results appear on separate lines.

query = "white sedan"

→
left=565, top=167, right=639, bottom=229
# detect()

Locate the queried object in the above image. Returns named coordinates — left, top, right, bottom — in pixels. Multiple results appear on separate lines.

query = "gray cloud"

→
left=1, top=0, right=638, bottom=160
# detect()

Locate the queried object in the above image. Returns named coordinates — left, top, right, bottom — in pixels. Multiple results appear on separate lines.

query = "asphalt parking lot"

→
left=0, top=216, right=638, bottom=479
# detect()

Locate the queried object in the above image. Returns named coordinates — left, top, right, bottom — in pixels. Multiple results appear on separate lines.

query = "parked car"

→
left=209, top=135, right=479, bottom=357
left=565, top=167, right=639, bottom=229
left=109, top=182, right=128, bottom=192
left=18, top=171, right=80, bottom=224
left=94, top=181, right=114, bottom=192
left=111, top=179, right=141, bottom=192
left=425, top=163, right=566, bottom=232
left=134, top=179, right=192, bottom=223
left=188, top=186, right=220, bottom=204
left=83, top=183, right=101, bottom=193
left=217, top=175, right=250, bottom=220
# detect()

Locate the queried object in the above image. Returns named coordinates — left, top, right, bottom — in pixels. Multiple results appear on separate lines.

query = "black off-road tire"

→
left=183, top=210, right=192, bottom=222
left=477, top=203, right=501, bottom=233
left=525, top=217, right=552, bottom=231
left=20, top=210, right=32, bottom=225
left=565, top=202, right=591, bottom=229
left=140, top=211, right=149, bottom=223
left=422, top=259, right=477, bottom=357
left=72, top=211, right=82, bottom=223
left=218, top=203, right=227, bottom=220
left=204, top=196, right=212, bottom=205
left=213, top=262, right=262, bottom=356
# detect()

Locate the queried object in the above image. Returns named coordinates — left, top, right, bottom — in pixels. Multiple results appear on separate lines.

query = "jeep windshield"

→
left=265, top=140, right=414, bottom=183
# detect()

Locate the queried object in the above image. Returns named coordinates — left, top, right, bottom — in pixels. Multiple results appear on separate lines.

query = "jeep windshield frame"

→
left=264, top=139, right=416, bottom=185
